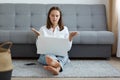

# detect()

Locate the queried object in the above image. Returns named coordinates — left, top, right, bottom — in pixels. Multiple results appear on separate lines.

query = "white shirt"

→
left=37, top=25, right=72, bottom=54
left=39, top=25, right=69, bottom=39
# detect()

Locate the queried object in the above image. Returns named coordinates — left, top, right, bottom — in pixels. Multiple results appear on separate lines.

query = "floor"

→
left=12, top=57, right=120, bottom=80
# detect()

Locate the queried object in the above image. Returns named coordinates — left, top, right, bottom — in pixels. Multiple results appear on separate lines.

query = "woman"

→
left=32, top=6, right=78, bottom=75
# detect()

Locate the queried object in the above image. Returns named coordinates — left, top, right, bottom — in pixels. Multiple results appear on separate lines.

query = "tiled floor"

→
left=12, top=57, right=120, bottom=80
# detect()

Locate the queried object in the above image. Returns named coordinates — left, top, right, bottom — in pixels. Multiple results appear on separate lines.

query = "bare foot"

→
left=43, top=66, right=60, bottom=75
left=46, top=55, right=60, bottom=68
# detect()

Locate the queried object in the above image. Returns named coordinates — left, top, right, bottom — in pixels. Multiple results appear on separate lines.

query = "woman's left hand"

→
left=69, top=31, right=79, bottom=41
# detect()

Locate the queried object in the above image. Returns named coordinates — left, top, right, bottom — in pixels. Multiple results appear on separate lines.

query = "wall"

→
left=0, top=0, right=107, bottom=5
left=117, top=0, right=120, bottom=57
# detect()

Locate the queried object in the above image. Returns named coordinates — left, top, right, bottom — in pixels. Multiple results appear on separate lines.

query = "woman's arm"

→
left=69, top=32, right=78, bottom=41
left=64, top=26, right=78, bottom=41
left=31, top=28, right=40, bottom=36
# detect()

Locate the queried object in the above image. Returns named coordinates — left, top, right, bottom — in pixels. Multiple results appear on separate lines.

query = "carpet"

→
left=12, top=60, right=120, bottom=78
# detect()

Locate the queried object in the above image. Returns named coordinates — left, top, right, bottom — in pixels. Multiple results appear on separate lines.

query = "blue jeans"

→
left=37, top=54, right=70, bottom=72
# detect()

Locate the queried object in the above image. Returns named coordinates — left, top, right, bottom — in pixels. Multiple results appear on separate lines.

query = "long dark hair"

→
left=46, top=6, right=64, bottom=31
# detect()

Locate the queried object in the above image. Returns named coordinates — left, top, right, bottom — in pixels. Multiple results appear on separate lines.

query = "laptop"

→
left=36, top=36, right=71, bottom=56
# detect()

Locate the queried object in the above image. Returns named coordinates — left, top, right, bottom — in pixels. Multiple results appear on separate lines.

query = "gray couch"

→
left=0, top=4, right=114, bottom=59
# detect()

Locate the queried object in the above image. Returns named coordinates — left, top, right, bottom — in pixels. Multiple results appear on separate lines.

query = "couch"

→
left=0, top=4, right=114, bottom=59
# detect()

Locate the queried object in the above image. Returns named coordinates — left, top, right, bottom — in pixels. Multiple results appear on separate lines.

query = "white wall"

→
left=117, top=0, right=120, bottom=57
left=0, top=0, right=107, bottom=5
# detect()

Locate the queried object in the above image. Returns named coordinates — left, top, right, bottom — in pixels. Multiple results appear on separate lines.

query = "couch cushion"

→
left=73, top=31, right=114, bottom=44
left=0, top=30, right=114, bottom=44
left=0, top=30, right=36, bottom=44
left=9, top=30, right=36, bottom=44
left=0, top=30, right=10, bottom=41
left=0, top=4, right=107, bottom=31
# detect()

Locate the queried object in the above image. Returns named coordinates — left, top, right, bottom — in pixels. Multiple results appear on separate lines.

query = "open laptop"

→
left=36, top=36, right=71, bottom=56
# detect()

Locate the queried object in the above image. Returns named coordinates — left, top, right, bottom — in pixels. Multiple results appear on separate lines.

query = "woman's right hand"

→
left=31, top=28, right=40, bottom=36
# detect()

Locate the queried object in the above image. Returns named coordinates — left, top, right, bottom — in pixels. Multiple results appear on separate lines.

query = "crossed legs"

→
left=38, top=54, right=69, bottom=75
left=43, top=55, right=61, bottom=75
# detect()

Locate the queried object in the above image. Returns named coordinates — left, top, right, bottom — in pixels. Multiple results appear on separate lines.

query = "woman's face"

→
left=49, top=10, right=60, bottom=26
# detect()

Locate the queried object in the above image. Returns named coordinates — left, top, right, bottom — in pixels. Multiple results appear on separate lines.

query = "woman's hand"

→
left=31, top=28, right=40, bottom=36
left=69, top=31, right=79, bottom=41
